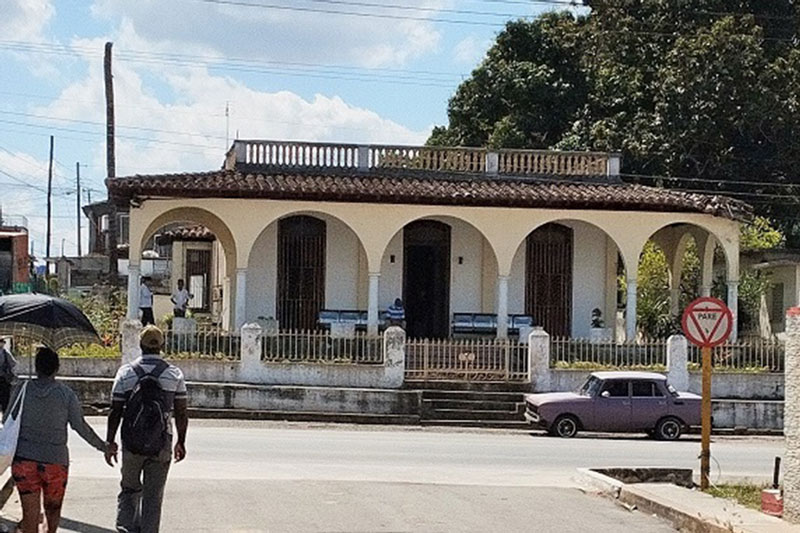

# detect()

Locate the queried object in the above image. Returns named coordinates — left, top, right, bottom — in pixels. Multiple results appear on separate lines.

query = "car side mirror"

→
left=600, top=391, right=610, bottom=398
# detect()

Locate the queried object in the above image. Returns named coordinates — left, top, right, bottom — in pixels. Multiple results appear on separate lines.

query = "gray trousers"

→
left=116, top=449, right=171, bottom=533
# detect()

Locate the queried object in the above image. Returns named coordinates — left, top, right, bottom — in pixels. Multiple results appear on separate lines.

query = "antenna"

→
left=225, top=101, right=230, bottom=148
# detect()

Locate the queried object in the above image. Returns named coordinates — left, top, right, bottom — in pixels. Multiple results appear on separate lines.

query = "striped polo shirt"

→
left=112, top=355, right=187, bottom=435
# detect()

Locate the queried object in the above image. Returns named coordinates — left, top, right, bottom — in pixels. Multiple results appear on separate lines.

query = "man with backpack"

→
left=105, top=325, right=188, bottom=533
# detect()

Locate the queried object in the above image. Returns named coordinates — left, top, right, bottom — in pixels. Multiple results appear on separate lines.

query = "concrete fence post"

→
left=240, top=323, right=263, bottom=383
left=384, top=326, right=406, bottom=388
left=529, top=327, right=551, bottom=392
left=784, top=307, right=800, bottom=522
left=666, top=334, right=689, bottom=391
left=120, top=319, right=142, bottom=364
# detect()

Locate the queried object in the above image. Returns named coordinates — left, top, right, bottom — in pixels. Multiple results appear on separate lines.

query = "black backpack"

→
left=121, top=360, right=170, bottom=456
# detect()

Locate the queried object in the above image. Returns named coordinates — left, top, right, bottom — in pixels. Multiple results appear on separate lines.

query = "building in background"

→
left=0, top=214, right=30, bottom=294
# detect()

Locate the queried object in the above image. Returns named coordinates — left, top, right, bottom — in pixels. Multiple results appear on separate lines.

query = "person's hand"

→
left=104, top=442, right=118, bottom=467
left=174, top=442, right=186, bottom=463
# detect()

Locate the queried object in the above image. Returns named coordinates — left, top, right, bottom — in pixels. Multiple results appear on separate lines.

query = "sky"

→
left=0, top=0, right=570, bottom=260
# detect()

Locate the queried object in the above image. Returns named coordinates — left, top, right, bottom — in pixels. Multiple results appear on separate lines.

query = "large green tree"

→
left=429, top=1, right=800, bottom=240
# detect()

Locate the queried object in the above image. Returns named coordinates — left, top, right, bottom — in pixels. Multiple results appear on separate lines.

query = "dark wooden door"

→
left=525, top=223, right=573, bottom=337
left=277, top=215, right=326, bottom=330
left=185, top=248, right=212, bottom=311
left=404, top=220, right=451, bottom=339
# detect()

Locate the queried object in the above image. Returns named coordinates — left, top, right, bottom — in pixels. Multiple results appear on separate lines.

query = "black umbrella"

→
left=0, top=293, right=100, bottom=349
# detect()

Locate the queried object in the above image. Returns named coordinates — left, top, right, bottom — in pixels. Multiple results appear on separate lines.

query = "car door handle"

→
left=622, top=401, right=631, bottom=406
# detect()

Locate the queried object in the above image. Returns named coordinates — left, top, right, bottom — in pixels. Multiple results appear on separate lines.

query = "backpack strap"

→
left=131, top=359, right=169, bottom=381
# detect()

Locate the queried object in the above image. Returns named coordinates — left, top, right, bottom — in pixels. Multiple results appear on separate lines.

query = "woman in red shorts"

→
left=8, top=347, right=115, bottom=533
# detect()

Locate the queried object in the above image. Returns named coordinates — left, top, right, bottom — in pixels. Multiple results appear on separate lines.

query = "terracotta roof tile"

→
left=108, top=168, right=751, bottom=221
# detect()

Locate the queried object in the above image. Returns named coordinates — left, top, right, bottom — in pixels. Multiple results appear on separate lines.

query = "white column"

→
left=626, top=276, right=637, bottom=341
left=235, top=268, right=247, bottom=330
left=727, top=280, right=739, bottom=342
left=496, top=275, right=509, bottom=339
left=529, top=327, right=550, bottom=392
left=700, top=286, right=711, bottom=298
left=784, top=307, right=800, bottom=523
left=126, top=262, right=141, bottom=319
left=120, top=319, right=142, bottom=364
left=666, top=334, right=689, bottom=392
left=669, top=288, right=681, bottom=318
left=240, top=322, right=263, bottom=382
left=367, top=272, right=380, bottom=335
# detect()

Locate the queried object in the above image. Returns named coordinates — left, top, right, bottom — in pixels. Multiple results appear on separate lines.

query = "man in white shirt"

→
left=170, top=279, right=193, bottom=318
left=139, top=277, right=155, bottom=326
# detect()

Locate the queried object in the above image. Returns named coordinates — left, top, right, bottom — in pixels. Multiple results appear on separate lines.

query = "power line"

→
left=621, top=173, right=800, bottom=190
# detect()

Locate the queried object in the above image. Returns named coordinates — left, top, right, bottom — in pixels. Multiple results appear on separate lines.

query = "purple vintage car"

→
left=524, top=371, right=701, bottom=440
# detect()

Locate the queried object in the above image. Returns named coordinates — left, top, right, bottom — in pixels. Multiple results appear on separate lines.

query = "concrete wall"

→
left=688, top=371, right=784, bottom=400
left=65, top=377, right=421, bottom=415
left=546, top=369, right=785, bottom=401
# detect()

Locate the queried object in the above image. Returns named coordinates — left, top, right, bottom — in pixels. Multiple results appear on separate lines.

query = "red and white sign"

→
left=681, top=297, right=733, bottom=348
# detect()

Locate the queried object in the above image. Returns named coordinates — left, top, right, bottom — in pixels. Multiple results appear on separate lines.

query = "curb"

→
left=575, top=468, right=799, bottom=533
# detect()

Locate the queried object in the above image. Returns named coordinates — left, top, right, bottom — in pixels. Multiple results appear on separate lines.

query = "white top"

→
left=139, top=284, right=153, bottom=308
left=172, top=288, right=191, bottom=310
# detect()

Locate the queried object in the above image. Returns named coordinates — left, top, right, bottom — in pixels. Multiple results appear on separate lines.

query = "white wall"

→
left=378, top=218, right=495, bottom=315
left=379, top=231, right=403, bottom=310
left=763, top=265, right=798, bottom=333
left=507, top=221, right=610, bottom=338
left=570, top=222, right=608, bottom=338
left=448, top=218, right=490, bottom=314
left=246, top=215, right=366, bottom=324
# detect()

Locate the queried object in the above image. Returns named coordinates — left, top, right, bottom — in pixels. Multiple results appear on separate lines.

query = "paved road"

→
left=28, top=420, right=783, bottom=532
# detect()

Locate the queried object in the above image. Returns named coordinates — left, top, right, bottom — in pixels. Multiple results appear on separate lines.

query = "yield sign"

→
left=681, top=297, right=733, bottom=348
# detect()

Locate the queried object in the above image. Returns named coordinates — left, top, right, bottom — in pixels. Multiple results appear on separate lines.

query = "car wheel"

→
left=551, top=415, right=579, bottom=438
left=655, top=417, right=683, bottom=441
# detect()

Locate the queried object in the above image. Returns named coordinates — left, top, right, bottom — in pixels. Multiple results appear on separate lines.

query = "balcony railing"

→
left=228, top=140, right=617, bottom=178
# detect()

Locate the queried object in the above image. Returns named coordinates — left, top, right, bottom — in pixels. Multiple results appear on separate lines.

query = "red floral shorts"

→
left=12, top=459, right=69, bottom=506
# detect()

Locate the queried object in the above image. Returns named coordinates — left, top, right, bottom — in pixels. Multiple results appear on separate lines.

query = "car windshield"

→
left=579, top=376, right=602, bottom=396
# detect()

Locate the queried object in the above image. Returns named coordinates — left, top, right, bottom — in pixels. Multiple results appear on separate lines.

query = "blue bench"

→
left=318, top=310, right=388, bottom=331
left=451, top=313, right=534, bottom=336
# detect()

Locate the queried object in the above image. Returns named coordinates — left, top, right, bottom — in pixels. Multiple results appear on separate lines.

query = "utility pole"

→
left=76, top=162, right=82, bottom=257
left=46, top=135, right=54, bottom=264
left=104, top=41, right=118, bottom=279
left=225, top=101, right=230, bottom=148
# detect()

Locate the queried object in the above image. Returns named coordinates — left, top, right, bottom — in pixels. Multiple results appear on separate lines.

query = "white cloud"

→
left=90, top=0, right=446, bottom=67
left=0, top=0, right=55, bottom=42
left=32, top=32, right=431, bottom=177
left=453, top=35, right=490, bottom=65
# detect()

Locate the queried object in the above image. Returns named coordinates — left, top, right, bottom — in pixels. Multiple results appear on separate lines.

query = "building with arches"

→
left=108, top=140, right=749, bottom=341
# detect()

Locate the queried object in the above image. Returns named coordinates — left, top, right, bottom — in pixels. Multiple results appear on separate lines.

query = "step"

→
left=406, top=380, right=530, bottom=392
left=420, top=419, right=533, bottom=430
left=422, top=399, right=523, bottom=411
left=421, top=390, right=525, bottom=403
left=423, top=408, right=524, bottom=421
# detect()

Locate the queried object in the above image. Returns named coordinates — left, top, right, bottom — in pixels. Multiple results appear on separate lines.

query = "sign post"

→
left=681, top=297, right=733, bottom=490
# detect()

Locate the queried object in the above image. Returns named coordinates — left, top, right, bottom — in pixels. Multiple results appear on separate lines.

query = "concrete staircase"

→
left=415, top=384, right=530, bottom=429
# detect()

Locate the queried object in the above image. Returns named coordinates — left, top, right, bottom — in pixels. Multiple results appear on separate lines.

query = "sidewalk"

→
left=578, top=468, right=800, bottom=533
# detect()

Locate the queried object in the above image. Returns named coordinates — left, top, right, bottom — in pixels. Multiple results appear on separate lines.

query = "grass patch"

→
left=706, top=483, right=767, bottom=510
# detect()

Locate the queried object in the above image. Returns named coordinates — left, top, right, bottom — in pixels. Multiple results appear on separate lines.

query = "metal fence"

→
left=550, top=337, right=668, bottom=369
left=162, top=326, right=240, bottom=361
left=261, top=330, right=384, bottom=364
left=405, top=337, right=529, bottom=382
left=688, top=339, right=785, bottom=373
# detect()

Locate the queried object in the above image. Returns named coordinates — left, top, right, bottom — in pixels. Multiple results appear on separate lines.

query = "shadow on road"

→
left=59, top=517, right=115, bottom=533
left=525, top=431, right=701, bottom=443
